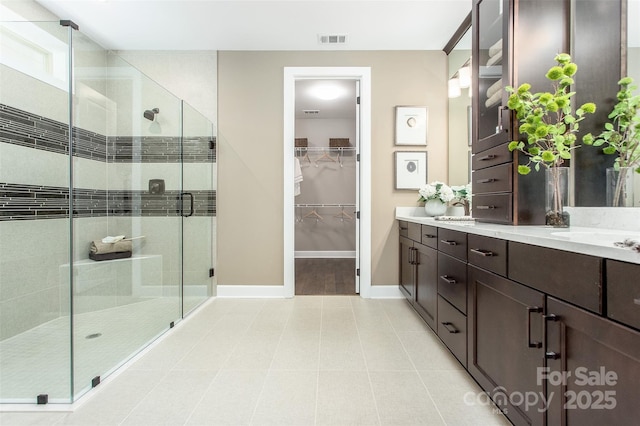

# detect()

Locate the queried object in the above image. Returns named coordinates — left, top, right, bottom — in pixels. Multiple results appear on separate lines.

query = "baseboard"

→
left=216, top=285, right=286, bottom=298
left=294, top=251, right=356, bottom=258
left=368, top=285, right=404, bottom=299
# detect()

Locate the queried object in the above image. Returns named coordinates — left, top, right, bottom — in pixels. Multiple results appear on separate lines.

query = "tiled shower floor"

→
left=0, top=297, right=185, bottom=402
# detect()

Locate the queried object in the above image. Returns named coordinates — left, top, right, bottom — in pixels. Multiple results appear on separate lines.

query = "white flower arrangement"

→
left=451, top=183, right=472, bottom=204
left=418, top=181, right=455, bottom=204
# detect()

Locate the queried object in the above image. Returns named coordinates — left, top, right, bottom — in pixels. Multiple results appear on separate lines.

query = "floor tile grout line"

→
left=382, top=301, right=449, bottom=426
left=181, top=302, right=248, bottom=426
left=351, top=296, right=383, bottom=426
left=118, top=301, right=237, bottom=426
left=247, top=299, right=293, bottom=426
left=313, top=296, right=324, bottom=426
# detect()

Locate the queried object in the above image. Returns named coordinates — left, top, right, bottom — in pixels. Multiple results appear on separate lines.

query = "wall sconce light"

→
left=458, top=66, right=471, bottom=89
left=448, top=78, right=461, bottom=98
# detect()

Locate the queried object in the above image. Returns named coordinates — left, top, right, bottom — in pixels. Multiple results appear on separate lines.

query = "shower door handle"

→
left=181, top=192, right=194, bottom=217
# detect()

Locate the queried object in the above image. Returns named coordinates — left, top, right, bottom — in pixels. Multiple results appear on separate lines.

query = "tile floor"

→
left=0, top=296, right=511, bottom=426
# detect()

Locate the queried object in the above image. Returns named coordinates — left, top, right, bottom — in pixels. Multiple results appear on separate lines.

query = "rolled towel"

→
left=90, top=239, right=133, bottom=255
left=488, top=39, right=502, bottom=57
left=485, top=90, right=502, bottom=108
left=486, top=78, right=503, bottom=99
left=486, top=50, right=502, bottom=67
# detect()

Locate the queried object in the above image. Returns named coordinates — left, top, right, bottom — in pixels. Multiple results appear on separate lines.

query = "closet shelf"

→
left=295, top=203, right=356, bottom=208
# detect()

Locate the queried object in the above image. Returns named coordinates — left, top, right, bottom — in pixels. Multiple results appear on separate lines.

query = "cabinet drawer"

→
left=467, top=234, right=507, bottom=276
left=607, top=260, right=640, bottom=330
left=438, top=253, right=467, bottom=313
left=399, top=220, right=409, bottom=237
left=438, top=228, right=467, bottom=261
left=437, top=295, right=467, bottom=367
left=509, top=242, right=603, bottom=313
left=420, top=224, right=438, bottom=248
left=472, top=143, right=512, bottom=171
left=472, top=193, right=512, bottom=223
left=408, top=222, right=422, bottom=242
left=472, top=163, right=512, bottom=194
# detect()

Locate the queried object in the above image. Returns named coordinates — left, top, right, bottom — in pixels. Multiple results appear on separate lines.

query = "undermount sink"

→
left=550, top=230, right=640, bottom=246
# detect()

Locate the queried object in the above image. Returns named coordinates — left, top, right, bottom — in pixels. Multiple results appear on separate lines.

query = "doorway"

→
left=283, top=67, right=371, bottom=298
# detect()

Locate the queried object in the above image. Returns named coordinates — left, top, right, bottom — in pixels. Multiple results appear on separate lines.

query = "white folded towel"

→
left=486, top=78, right=503, bottom=99
left=486, top=50, right=502, bottom=67
left=488, top=39, right=502, bottom=57
left=294, top=157, right=303, bottom=196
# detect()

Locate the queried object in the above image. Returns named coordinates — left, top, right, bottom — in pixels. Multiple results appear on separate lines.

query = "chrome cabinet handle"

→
left=440, top=275, right=456, bottom=285
left=470, top=248, right=494, bottom=257
left=476, top=178, right=496, bottom=184
left=423, top=234, right=436, bottom=239
left=441, top=322, right=459, bottom=334
left=476, top=205, right=496, bottom=210
left=440, top=240, right=457, bottom=246
left=527, top=307, right=543, bottom=349
left=478, top=154, right=497, bottom=161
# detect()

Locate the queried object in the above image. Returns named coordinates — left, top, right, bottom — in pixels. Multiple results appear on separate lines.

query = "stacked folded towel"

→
left=294, top=157, right=303, bottom=196
left=485, top=78, right=503, bottom=108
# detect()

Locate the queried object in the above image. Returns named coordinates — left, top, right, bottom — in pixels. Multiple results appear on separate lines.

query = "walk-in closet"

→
left=294, top=79, right=358, bottom=295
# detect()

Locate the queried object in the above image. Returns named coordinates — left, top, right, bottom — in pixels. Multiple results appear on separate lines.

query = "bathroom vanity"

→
left=396, top=207, right=640, bottom=426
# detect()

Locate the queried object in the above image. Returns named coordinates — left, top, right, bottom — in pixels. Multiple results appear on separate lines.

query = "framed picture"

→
left=395, top=106, right=428, bottom=145
left=395, top=151, right=427, bottom=189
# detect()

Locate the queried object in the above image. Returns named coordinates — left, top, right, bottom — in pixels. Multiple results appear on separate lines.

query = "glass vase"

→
left=545, top=167, right=570, bottom=227
left=606, top=167, right=634, bottom=207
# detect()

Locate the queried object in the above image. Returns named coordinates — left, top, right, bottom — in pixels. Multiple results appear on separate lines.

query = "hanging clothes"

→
left=294, top=157, right=303, bottom=196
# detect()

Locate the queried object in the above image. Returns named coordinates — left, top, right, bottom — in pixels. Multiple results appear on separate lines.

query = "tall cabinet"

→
left=471, top=0, right=622, bottom=222
left=472, top=0, right=568, bottom=224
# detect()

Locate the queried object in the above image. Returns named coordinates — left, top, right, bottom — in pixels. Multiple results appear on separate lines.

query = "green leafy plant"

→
left=505, top=53, right=596, bottom=226
left=583, top=77, right=640, bottom=206
left=505, top=53, right=596, bottom=175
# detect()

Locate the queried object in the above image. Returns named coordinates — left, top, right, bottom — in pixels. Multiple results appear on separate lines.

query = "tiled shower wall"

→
left=0, top=103, right=216, bottom=340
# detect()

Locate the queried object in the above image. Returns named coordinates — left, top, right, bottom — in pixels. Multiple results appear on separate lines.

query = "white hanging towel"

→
left=294, top=157, right=303, bottom=196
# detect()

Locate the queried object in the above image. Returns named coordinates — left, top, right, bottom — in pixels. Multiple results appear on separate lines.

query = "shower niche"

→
left=0, top=19, right=216, bottom=403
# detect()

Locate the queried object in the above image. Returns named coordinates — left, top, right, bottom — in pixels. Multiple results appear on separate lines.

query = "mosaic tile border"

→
left=0, top=104, right=216, bottom=163
left=0, top=183, right=216, bottom=221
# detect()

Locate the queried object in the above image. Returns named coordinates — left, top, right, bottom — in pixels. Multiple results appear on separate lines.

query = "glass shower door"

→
left=71, top=46, right=183, bottom=398
left=181, top=101, right=216, bottom=316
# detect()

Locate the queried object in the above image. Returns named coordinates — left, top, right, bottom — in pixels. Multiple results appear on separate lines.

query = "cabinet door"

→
left=545, top=297, right=640, bottom=425
left=473, top=0, right=510, bottom=153
left=399, top=236, right=415, bottom=300
left=414, top=242, right=437, bottom=330
left=468, top=265, right=545, bottom=426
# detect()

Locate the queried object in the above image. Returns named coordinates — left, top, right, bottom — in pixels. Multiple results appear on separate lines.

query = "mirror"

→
left=446, top=13, right=472, bottom=187
left=627, top=0, right=640, bottom=205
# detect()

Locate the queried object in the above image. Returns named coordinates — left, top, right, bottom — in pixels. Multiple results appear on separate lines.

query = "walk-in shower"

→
left=0, top=18, right=217, bottom=404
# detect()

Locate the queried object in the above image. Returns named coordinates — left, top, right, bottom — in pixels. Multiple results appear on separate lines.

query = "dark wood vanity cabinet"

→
left=468, top=265, right=545, bottom=426
left=399, top=220, right=640, bottom=425
left=436, top=229, right=469, bottom=366
left=545, top=296, right=640, bottom=425
left=398, top=221, right=438, bottom=330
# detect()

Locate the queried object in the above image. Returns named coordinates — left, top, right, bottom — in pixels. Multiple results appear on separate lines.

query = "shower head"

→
left=143, top=108, right=159, bottom=121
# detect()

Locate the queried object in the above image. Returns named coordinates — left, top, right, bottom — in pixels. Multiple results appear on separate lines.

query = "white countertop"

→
left=396, top=207, right=640, bottom=265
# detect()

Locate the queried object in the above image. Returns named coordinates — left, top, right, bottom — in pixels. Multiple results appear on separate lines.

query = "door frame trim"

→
left=283, top=67, right=372, bottom=298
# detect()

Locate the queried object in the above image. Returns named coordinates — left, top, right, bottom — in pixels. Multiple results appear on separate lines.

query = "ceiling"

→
left=34, top=1, right=472, bottom=119
left=35, top=0, right=472, bottom=51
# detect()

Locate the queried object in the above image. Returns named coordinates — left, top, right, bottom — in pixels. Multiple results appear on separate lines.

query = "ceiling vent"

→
left=318, top=34, right=348, bottom=45
left=303, top=110, right=320, bottom=115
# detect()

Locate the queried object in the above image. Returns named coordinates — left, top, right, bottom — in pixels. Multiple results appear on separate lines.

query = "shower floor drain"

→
left=85, top=333, right=102, bottom=339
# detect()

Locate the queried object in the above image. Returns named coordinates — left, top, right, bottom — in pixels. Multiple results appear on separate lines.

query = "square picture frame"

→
left=395, top=151, right=427, bottom=189
left=395, top=106, right=428, bottom=145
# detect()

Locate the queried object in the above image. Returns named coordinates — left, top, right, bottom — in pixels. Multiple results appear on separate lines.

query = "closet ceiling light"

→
left=310, top=84, right=345, bottom=101
left=303, top=110, right=320, bottom=115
